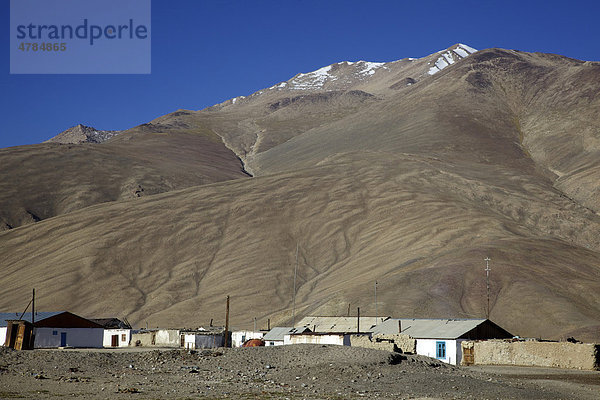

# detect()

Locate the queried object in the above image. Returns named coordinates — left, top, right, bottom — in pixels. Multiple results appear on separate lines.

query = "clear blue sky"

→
left=1, top=0, right=598, bottom=149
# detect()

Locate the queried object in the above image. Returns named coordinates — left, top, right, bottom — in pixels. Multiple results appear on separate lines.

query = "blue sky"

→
left=1, top=0, right=599, bottom=149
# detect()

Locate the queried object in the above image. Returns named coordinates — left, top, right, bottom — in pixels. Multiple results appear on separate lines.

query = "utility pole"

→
left=357, top=307, right=360, bottom=334
left=224, top=295, right=230, bottom=348
left=32, top=288, right=35, bottom=326
left=484, top=257, right=491, bottom=319
left=31, top=288, right=35, bottom=349
left=374, top=281, right=378, bottom=326
left=292, top=243, right=298, bottom=327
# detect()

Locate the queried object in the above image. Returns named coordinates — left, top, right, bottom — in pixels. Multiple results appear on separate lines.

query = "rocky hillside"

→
left=45, top=124, right=122, bottom=144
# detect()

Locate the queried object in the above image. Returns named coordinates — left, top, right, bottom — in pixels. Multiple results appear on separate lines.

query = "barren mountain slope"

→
left=201, top=48, right=600, bottom=216
left=198, top=44, right=479, bottom=174
left=1, top=154, right=599, bottom=341
left=0, top=112, right=249, bottom=230
left=2, top=46, right=600, bottom=342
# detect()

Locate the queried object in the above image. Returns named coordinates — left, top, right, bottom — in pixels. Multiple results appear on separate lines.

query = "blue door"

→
left=60, top=332, right=67, bottom=347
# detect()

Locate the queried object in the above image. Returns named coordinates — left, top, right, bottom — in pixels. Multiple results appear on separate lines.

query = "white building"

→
left=231, top=330, right=264, bottom=347
left=263, top=327, right=310, bottom=346
left=91, top=318, right=132, bottom=348
left=33, top=311, right=105, bottom=348
left=285, top=332, right=355, bottom=346
left=370, top=318, right=513, bottom=365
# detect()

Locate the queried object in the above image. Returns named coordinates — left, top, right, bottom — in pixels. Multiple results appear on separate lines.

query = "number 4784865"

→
left=18, top=43, right=66, bottom=51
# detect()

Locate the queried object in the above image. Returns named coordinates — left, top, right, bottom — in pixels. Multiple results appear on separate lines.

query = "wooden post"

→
left=357, top=307, right=360, bottom=334
left=224, top=296, right=230, bottom=348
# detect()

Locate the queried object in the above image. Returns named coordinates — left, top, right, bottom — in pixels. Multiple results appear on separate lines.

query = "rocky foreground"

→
left=1, top=345, right=599, bottom=399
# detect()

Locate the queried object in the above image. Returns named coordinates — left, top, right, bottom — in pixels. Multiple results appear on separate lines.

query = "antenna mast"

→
left=484, top=257, right=491, bottom=319
left=374, top=281, right=378, bottom=326
left=292, top=243, right=298, bottom=327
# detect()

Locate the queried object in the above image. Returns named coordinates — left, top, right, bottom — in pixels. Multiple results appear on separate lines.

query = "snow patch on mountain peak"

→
left=428, top=43, right=478, bottom=75
left=357, top=61, right=386, bottom=76
left=289, top=65, right=337, bottom=90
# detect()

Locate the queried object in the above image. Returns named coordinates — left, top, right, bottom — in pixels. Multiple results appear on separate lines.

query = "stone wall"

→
left=350, top=334, right=416, bottom=353
left=462, top=340, right=600, bottom=370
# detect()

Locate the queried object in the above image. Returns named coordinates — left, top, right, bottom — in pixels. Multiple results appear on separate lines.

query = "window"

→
left=436, top=341, right=446, bottom=359
left=52, top=330, right=57, bottom=336
left=121, top=334, right=126, bottom=342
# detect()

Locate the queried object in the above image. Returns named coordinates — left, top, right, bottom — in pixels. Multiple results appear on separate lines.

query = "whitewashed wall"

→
left=285, top=334, right=350, bottom=346
left=183, top=333, right=196, bottom=350
left=155, top=329, right=180, bottom=346
left=34, top=328, right=103, bottom=348
left=102, top=329, right=131, bottom=347
left=0, top=327, right=6, bottom=345
left=231, top=331, right=264, bottom=347
left=264, top=340, right=284, bottom=346
left=415, top=339, right=462, bottom=365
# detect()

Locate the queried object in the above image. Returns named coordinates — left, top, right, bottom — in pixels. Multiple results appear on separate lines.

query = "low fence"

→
left=462, top=340, right=600, bottom=370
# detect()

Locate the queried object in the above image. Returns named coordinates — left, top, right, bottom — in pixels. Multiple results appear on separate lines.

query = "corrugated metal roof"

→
left=296, top=316, right=389, bottom=333
left=263, top=327, right=309, bottom=341
left=90, top=318, right=131, bottom=329
left=370, top=318, right=488, bottom=339
left=0, top=311, right=63, bottom=327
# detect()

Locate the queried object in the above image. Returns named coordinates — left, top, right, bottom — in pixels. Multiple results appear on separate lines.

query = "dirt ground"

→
left=0, top=345, right=598, bottom=399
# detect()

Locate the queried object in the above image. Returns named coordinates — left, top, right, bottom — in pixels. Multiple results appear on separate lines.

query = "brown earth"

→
left=1, top=345, right=599, bottom=399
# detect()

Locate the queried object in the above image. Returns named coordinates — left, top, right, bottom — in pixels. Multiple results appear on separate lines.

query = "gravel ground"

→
left=0, top=345, right=598, bottom=399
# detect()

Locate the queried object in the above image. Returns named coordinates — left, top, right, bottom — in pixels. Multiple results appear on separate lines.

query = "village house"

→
left=91, top=318, right=132, bottom=348
left=2, top=311, right=131, bottom=349
left=371, top=318, right=513, bottom=365
left=33, top=311, right=105, bottom=348
left=263, top=327, right=310, bottom=346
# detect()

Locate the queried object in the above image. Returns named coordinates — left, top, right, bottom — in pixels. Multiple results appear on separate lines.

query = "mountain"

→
left=0, top=111, right=250, bottom=230
left=1, top=44, right=600, bottom=341
left=45, top=124, right=122, bottom=144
